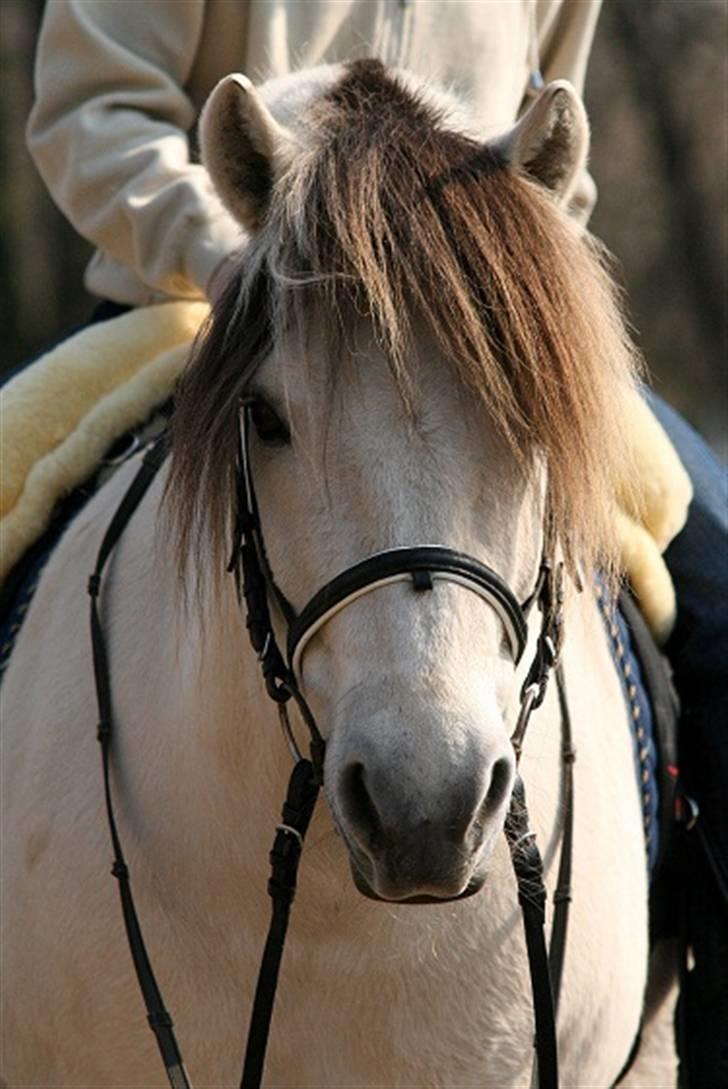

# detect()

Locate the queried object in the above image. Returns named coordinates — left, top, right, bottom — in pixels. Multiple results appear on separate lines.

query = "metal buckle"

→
left=257, top=631, right=272, bottom=663
left=676, top=792, right=699, bottom=830
left=511, top=682, right=540, bottom=763
left=101, top=432, right=141, bottom=467
left=278, top=703, right=303, bottom=764
left=275, top=823, right=303, bottom=847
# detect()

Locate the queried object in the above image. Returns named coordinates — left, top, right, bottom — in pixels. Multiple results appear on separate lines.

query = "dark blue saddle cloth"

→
left=596, top=582, right=680, bottom=879
left=0, top=483, right=92, bottom=681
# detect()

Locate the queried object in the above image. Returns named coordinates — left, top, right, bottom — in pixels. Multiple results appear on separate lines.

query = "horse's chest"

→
left=259, top=902, right=534, bottom=1085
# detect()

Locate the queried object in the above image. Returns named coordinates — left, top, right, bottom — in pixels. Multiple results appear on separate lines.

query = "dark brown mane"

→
left=168, top=59, right=640, bottom=583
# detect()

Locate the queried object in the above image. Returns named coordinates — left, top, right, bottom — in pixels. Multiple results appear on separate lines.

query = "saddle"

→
left=0, top=300, right=208, bottom=583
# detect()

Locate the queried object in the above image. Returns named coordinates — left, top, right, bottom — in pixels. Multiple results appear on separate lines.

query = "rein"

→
left=88, top=421, right=573, bottom=1089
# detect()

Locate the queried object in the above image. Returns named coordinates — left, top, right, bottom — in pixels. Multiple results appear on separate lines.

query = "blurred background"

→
left=1, top=0, right=726, bottom=458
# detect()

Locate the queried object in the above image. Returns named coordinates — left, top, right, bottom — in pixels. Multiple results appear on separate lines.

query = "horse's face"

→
left=194, top=62, right=593, bottom=900
left=245, top=326, right=541, bottom=900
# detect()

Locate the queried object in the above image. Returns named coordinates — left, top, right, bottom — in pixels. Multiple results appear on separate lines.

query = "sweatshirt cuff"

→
left=184, top=214, right=246, bottom=298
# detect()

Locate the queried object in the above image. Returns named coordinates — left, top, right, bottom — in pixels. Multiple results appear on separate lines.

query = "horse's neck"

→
left=101, top=477, right=646, bottom=1080
left=103, top=463, right=291, bottom=881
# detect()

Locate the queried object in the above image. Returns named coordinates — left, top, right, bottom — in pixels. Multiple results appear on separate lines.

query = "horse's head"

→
left=169, top=61, right=638, bottom=901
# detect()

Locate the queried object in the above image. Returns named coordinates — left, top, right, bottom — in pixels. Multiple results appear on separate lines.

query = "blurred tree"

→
left=586, top=0, right=727, bottom=456
left=0, top=0, right=91, bottom=368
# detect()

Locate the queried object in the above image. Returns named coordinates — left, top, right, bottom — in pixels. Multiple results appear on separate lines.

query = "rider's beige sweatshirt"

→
left=26, top=0, right=601, bottom=307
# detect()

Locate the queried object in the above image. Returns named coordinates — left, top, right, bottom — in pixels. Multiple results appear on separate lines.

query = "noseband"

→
left=88, top=419, right=573, bottom=1089
left=288, top=545, right=527, bottom=674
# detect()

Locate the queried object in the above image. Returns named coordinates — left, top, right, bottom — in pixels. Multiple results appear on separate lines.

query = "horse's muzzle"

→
left=331, top=749, right=513, bottom=902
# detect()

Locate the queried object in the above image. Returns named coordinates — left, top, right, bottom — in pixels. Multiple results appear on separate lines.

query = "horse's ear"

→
left=199, top=73, right=296, bottom=231
left=494, top=80, right=589, bottom=206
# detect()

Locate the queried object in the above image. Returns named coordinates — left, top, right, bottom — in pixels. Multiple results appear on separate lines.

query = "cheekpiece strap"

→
left=520, top=559, right=564, bottom=708
left=230, top=414, right=326, bottom=764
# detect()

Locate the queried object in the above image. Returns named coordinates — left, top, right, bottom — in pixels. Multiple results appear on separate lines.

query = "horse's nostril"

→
left=483, top=757, right=513, bottom=816
left=341, top=762, right=384, bottom=854
left=466, top=757, right=513, bottom=847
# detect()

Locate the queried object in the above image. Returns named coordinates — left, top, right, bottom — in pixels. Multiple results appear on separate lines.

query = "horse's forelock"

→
left=168, top=59, right=641, bottom=588
left=165, top=251, right=276, bottom=590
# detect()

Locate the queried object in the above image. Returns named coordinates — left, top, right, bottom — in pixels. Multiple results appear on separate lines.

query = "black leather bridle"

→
left=88, top=415, right=574, bottom=1089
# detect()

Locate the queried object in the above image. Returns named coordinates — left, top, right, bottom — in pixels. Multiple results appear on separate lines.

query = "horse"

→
left=1, top=59, right=676, bottom=1086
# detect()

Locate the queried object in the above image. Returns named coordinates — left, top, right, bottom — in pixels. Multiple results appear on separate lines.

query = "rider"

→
left=24, top=2, right=728, bottom=1084
left=25, top=0, right=602, bottom=306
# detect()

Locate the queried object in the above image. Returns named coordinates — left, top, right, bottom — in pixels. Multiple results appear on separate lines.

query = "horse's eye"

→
left=248, top=400, right=290, bottom=446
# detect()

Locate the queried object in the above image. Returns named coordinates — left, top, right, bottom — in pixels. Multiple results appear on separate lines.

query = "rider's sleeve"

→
left=25, top=0, right=244, bottom=302
left=536, top=0, right=602, bottom=225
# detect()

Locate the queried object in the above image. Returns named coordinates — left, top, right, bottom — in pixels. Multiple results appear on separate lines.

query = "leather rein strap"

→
left=240, top=760, right=319, bottom=1089
left=88, top=421, right=574, bottom=1089
left=88, top=438, right=192, bottom=1089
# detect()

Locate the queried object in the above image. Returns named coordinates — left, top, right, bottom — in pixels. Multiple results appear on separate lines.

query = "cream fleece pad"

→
left=2, top=302, right=207, bottom=516
left=1, top=301, right=208, bottom=580
left=616, top=391, right=693, bottom=643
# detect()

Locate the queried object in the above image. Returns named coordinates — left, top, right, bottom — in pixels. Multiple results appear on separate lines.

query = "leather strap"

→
left=503, top=560, right=569, bottom=1089
left=287, top=546, right=528, bottom=674
left=505, top=778, right=558, bottom=1089
left=88, top=439, right=192, bottom=1089
left=240, top=759, right=320, bottom=1088
left=549, top=665, right=575, bottom=1014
